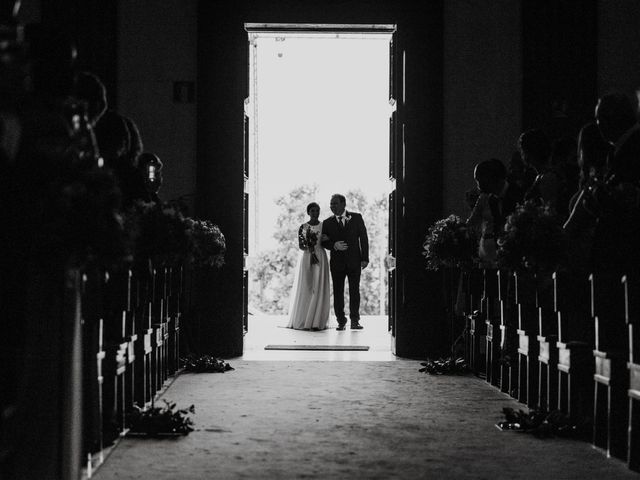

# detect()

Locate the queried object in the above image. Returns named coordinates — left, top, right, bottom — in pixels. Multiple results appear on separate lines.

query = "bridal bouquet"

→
left=422, top=215, right=476, bottom=271
left=305, top=228, right=320, bottom=266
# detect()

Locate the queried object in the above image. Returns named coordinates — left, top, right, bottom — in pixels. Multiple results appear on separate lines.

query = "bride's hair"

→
left=306, top=202, right=320, bottom=214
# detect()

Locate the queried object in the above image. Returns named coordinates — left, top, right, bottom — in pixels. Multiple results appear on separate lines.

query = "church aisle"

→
left=94, top=361, right=635, bottom=479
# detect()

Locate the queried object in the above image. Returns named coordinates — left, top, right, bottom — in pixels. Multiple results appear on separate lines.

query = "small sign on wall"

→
left=173, top=81, right=195, bottom=103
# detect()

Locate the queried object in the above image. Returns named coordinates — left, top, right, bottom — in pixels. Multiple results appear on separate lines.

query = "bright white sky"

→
left=249, top=32, right=393, bottom=251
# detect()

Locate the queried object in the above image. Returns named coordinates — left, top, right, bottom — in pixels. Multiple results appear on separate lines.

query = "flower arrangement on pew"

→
left=422, top=214, right=477, bottom=271
left=124, top=201, right=227, bottom=270
left=127, top=400, right=195, bottom=437
left=419, top=357, right=468, bottom=375
left=126, top=201, right=192, bottom=268
left=496, top=407, right=590, bottom=439
left=421, top=215, right=476, bottom=374
left=182, top=354, right=234, bottom=373
left=41, top=167, right=132, bottom=269
left=497, top=200, right=567, bottom=274
left=186, top=218, right=226, bottom=269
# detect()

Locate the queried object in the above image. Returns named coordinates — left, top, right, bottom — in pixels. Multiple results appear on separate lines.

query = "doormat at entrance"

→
left=264, top=345, right=370, bottom=351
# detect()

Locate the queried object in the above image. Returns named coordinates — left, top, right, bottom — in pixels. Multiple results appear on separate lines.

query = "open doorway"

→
left=242, top=24, right=396, bottom=358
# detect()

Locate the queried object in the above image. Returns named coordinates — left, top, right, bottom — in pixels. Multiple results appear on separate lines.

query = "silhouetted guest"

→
left=137, top=152, right=163, bottom=204
left=587, top=93, right=640, bottom=274
left=575, top=123, right=610, bottom=191
left=74, top=71, right=107, bottom=127
left=595, top=92, right=640, bottom=185
left=95, top=109, right=128, bottom=166
left=464, top=186, right=480, bottom=213
left=507, top=150, right=537, bottom=193
left=95, top=110, right=146, bottom=207
left=467, top=158, right=523, bottom=265
left=551, top=135, right=579, bottom=216
left=519, top=129, right=564, bottom=214
left=122, top=114, right=143, bottom=167
left=564, top=123, right=611, bottom=274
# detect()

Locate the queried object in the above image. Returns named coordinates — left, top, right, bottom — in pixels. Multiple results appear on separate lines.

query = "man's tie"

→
left=337, top=216, right=344, bottom=227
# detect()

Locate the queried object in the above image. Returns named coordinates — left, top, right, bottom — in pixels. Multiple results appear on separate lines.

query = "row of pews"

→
left=461, top=267, right=640, bottom=470
left=81, top=263, right=188, bottom=475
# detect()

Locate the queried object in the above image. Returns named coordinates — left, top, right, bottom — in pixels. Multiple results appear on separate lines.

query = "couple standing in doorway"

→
left=286, top=194, right=369, bottom=331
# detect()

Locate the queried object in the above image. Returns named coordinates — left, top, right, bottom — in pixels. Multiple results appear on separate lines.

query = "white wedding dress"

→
left=286, top=222, right=331, bottom=330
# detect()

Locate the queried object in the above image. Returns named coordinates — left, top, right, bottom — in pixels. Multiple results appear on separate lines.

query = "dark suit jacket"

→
left=321, top=211, right=369, bottom=271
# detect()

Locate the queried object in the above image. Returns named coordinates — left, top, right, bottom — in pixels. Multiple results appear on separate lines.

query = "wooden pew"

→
left=167, top=266, right=183, bottom=375
left=625, top=274, right=640, bottom=471
left=162, top=267, right=170, bottom=382
left=102, top=270, right=129, bottom=441
left=134, top=264, right=154, bottom=407
left=468, top=268, right=486, bottom=376
left=554, top=270, right=593, bottom=419
left=124, top=269, right=137, bottom=427
left=498, top=269, right=518, bottom=398
left=515, top=271, right=539, bottom=408
left=151, top=266, right=167, bottom=396
left=536, top=272, right=558, bottom=411
left=591, top=271, right=628, bottom=460
left=483, top=268, right=501, bottom=387
left=81, top=270, right=105, bottom=470
left=460, top=271, right=472, bottom=364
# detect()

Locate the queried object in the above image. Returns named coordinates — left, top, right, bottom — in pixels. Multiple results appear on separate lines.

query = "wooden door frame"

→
left=197, top=0, right=445, bottom=359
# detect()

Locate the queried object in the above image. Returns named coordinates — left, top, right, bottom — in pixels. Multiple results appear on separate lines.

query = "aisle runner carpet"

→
left=264, top=345, right=369, bottom=351
left=94, top=361, right=637, bottom=480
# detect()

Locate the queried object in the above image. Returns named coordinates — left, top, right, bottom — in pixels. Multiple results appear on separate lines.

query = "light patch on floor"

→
left=241, top=315, right=396, bottom=361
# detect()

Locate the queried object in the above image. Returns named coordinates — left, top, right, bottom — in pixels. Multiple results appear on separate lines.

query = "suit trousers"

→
left=331, top=266, right=361, bottom=324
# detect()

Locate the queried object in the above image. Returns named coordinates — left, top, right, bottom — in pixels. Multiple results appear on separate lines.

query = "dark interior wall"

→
left=522, top=0, right=598, bottom=141
left=392, top=3, right=445, bottom=357
left=443, top=0, right=522, bottom=218
left=598, top=0, right=640, bottom=99
left=196, top=3, right=247, bottom=356
left=40, top=0, right=118, bottom=107
left=117, top=0, right=198, bottom=210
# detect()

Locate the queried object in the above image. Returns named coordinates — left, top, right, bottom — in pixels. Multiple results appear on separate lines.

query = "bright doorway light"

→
left=246, top=27, right=394, bottom=318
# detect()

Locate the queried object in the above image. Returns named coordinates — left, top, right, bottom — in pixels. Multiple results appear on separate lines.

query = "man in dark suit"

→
left=321, top=194, right=369, bottom=330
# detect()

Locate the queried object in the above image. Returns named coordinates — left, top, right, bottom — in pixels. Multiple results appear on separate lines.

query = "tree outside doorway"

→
left=248, top=183, right=388, bottom=316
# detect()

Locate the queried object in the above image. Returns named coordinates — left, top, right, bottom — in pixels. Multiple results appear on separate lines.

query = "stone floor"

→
left=93, top=318, right=637, bottom=479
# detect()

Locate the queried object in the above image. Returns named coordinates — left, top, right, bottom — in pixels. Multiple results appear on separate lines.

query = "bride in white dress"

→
left=286, top=202, right=331, bottom=330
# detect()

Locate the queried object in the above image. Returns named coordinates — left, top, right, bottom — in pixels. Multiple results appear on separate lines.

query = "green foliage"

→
left=186, top=218, right=226, bottom=268
left=422, top=215, right=477, bottom=271
left=419, top=357, right=468, bottom=375
left=126, top=201, right=192, bottom=267
left=249, top=185, right=389, bottom=315
left=497, top=200, right=567, bottom=274
left=182, top=354, right=234, bottom=373
left=127, top=400, right=195, bottom=436
left=40, top=166, right=131, bottom=268
left=124, top=202, right=226, bottom=270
